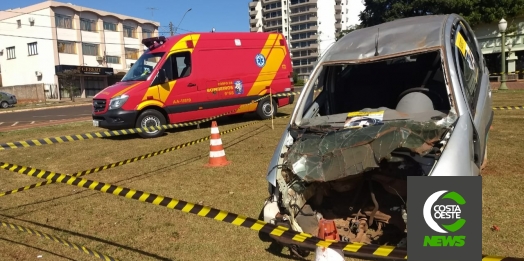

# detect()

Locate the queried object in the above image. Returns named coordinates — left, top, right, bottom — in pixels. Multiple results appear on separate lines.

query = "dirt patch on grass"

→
left=1, top=93, right=523, bottom=260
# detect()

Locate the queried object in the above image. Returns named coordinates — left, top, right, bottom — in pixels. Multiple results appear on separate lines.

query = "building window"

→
left=82, top=43, right=99, bottom=56
left=17, top=20, right=21, bottom=28
left=106, top=56, right=120, bottom=64
left=55, top=14, right=73, bottom=29
left=28, top=42, right=38, bottom=56
left=125, top=48, right=139, bottom=59
left=103, top=21, right=117, bottom=31
left=58, top=41, right=76, bottom=54
left=142, top=29, right=153, bottom=38
left=6, top=47, right=15, bottom=59
left=123, top=25, right=136, bottom=38
left=80, top=18, right=96, bottom=32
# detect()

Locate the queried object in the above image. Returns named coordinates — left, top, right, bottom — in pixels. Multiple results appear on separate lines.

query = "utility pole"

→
left=169, top=22, right=174, bottom=36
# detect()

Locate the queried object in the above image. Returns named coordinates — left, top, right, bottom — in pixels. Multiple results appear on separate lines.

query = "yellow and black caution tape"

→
left=0, top=162, right=408, bottom=260
left=492, top=106, right=524, bottom=110
left=482, top=256, right=524, bottom=261
left=0, top=116, right=288, bottom=198
left=1, top=220, right=118, bottom=261
left=1, top=163, right=523, bottom=260
left=0, top=90, right=311, bottom=151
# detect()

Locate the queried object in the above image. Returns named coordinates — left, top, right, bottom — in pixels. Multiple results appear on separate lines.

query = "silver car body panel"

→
left=266, top=13, right=493, bottom=186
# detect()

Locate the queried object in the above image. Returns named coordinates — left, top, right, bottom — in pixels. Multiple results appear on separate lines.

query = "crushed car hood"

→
left=285, top=116, right=452, bottom=183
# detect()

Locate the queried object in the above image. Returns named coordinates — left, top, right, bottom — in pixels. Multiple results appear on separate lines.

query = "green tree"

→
left=58, top=69, right=81, bottom=102
left=336, top=24, right=363, bottom=41
left=358, top=0, right=524, bottom=28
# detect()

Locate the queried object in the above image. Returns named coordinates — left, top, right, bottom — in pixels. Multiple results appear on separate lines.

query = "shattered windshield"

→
left=121, top=51, right=165, bottom=82
left=286, top=50, right=458, bottom=183
left=286, top=117, right=454, bottom=183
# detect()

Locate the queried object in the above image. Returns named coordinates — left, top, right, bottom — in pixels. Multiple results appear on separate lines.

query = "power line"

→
left=0, top=32, right=155, bottom=46
left=0, top=9, right=194, bottom=33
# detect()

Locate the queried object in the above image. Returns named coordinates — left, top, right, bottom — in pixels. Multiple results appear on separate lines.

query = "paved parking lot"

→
left=0, top=105, right=91, bottom=131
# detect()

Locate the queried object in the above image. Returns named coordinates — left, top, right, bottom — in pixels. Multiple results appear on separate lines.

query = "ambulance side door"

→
left=167, top=51, right=204, bottom=105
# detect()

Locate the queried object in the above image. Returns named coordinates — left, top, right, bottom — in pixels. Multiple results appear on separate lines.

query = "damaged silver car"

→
left=259, top=14, right=493, bottom=259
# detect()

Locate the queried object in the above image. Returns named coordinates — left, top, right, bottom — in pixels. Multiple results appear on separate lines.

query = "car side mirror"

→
left=157, top=69, right=169, bottom=83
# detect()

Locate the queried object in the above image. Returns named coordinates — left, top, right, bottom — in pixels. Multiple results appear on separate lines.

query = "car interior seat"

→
left=395, top=92, right=435, bottom=114
left=180, top=55, right=191, bottom=78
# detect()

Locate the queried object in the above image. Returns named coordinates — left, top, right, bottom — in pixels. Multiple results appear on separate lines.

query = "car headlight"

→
left=108, top=94, right=129, bottom=110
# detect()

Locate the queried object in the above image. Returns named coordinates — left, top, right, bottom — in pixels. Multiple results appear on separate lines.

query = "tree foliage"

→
left=358, top=0, right=524, bottom=28
left=58, top=69, right=81, bottom=102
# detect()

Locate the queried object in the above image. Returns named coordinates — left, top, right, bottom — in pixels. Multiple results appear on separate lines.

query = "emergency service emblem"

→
left=255, top=53, right=266, bottom=68
left=234, top=80, right=244, bottom=95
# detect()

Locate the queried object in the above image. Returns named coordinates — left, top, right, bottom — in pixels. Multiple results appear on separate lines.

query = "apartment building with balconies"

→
left=248, top=0, right=363, bottom=80
left=0, top=1, right=159, bottom=98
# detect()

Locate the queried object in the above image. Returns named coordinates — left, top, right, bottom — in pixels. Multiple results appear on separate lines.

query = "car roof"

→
left=321, top=14, right=456, bottom=63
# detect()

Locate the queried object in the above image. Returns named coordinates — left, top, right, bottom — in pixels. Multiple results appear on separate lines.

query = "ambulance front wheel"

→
left=257, top=98, right=277, bottom=120
left=136, top=109, right=166, bottom=138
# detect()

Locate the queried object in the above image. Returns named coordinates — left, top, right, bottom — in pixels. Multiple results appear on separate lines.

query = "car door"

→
left=450, top=20, right=484, bottom=169
left=461, top=21, right=493, bottom=163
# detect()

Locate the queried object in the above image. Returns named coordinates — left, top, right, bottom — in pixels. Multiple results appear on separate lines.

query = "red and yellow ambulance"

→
left=92, top=32, right=295, bottom=138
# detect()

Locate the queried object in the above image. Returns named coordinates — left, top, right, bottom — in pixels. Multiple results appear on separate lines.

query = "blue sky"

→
left=1, top=0, right=250, bottom=34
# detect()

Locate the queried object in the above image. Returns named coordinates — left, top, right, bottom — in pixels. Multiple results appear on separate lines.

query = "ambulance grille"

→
left=93, top=99, right=106, bottom=112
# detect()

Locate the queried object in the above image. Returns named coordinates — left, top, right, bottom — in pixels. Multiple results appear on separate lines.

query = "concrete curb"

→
left=0, top=103, right=91, bottom=114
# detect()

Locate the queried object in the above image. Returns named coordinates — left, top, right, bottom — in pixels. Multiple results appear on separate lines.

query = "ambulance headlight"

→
left=108, top=94, right=129, bottom=110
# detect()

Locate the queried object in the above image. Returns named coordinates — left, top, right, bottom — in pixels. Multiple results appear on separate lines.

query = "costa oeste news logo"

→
left=423, top=190, right=466, bottom=247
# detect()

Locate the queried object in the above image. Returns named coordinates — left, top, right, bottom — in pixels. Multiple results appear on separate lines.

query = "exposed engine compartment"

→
left=270, top=113, right=454, bottom=249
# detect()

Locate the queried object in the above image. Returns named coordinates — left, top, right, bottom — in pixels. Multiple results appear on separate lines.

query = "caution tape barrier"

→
left=1, top=220, right=118, bottom=261
left=0, top=162, right=408, bottom=260
left=492, top=106, right=524, bottom=110
left=1, top=164, right=524, bottom=260
left=0, top=91, right=308, bottom=151
left=0, top=116, right=288, bottom=198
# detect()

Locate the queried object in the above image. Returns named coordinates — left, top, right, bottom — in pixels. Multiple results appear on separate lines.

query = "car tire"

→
left=136, top=109, right=166, bottom=139
left=0, top=101, right=8, bottom=109
left=256, top=98, right=277, bottom=120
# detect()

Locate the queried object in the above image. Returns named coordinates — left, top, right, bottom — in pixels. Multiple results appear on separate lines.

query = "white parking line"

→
left=11, top=122, right=18, bottom=126
left=30, top=121, right=35, bottom=124
left=0, top=122, right=3, bottom=125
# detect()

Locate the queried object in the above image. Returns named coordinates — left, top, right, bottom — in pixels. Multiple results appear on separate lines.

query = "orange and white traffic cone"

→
left=315, top=219, right=344, bottom=261
left=205, top=121, right=230, bottom=167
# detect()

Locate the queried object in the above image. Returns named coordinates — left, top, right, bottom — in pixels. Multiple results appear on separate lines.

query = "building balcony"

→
left=262, top=0, right=280, bottom=4
left=291, top=0, right=317, bottom=7
left=251, top=27, right=261, bottom=32
left=264, top=16, right=282, bottom=22
left=335, top=14, right=342, bottom=20
left=250, top=10, right=258, bottom=16
left=264, top=24, right=282, bottom=31
left=335, top=0, right=341, bottom=3
left=290, top=8, right=317, bottom=17
left=291, top=25, right=318, bottom=34
left=249, top=1, right=258, bottom=8
left=291, top=16, right=318, bottom=25
left=335, top=23, right=342, bottom=30
left=291, top=43, right=318, bottom=51
left=250, top=19, right=259, bottom=25
left=290, top=34, right=317, bottom=43
left=335, top=5, right=342, bottom=12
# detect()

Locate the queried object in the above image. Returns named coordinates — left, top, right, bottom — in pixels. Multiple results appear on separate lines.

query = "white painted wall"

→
left=0, top=8, right=56, bottom=86
left=1, top=4, right=159, bottom=87
left=318, top=0, right=337, bottom=56
left=342, top=0, right=364, bottom=27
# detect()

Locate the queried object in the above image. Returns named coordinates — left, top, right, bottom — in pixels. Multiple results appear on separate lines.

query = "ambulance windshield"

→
left=121, top=51, right=165, bottom=82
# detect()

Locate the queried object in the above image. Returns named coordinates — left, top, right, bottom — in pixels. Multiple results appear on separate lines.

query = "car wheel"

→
left=0, top=101, right=8, bottom=109
left=136, top=109, right=166, bottom=138
left=256, top=98, right=277, bottom=120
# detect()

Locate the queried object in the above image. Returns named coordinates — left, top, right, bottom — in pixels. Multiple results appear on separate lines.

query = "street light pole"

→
left=174, top=8, right=192, bottom=35
left=498, top=18, right=508, bottom=90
